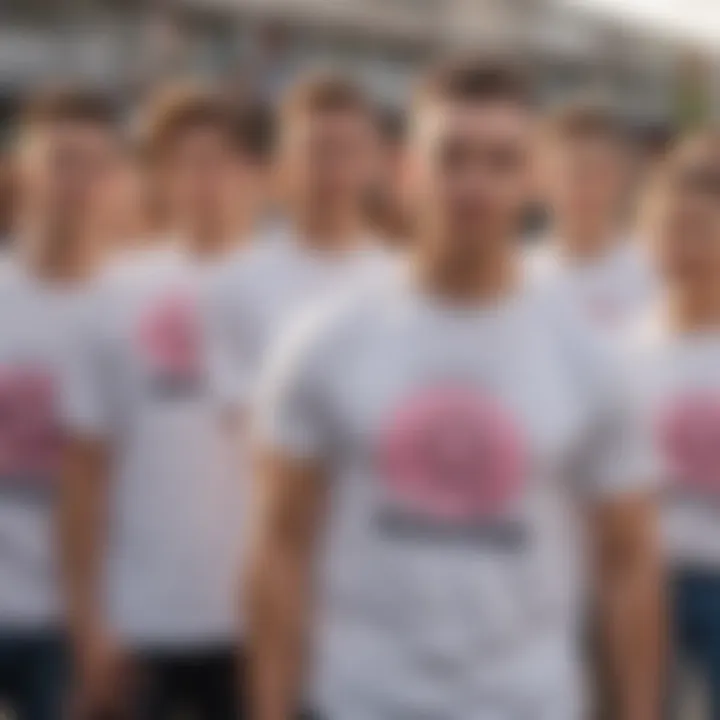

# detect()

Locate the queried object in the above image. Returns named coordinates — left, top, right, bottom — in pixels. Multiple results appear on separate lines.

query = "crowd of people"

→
left=0, top=53, right=718, bottom=720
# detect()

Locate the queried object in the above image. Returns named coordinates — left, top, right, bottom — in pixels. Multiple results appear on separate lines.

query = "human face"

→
left=407, top=99, right=533, bottom=255
left=19, top=120, right=121, bottom=239
left=161, top=127, right=254, bottom=240
left=539, top=135, right=629, bottom=234
left=279, top=109, right=378, bottom=214
left=650, top=144, right=720, bottom=288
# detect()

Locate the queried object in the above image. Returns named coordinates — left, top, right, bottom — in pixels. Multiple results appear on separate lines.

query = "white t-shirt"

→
left=526, top=239, right=656, bottom=333
left=0, top=259, right=96, bottom=629
left=208, top=230, right=393, bottom=409
left=61, top=246, right=244, bottom=648
left=623, top=315, right=720, bottom=570
left=256, top=273, right=655, bottom=720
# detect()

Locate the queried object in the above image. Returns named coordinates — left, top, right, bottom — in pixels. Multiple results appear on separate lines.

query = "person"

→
left=209, top=73, right=391, bottom=412
left=248, top=57, right=664, bottom=720
left=624, top=130, right=720, bottom=718
left=0, top=88, right=122, bottom=720
left=59, top=88, right=265, bottom=720
left=530, top=103, right=656, bottom=330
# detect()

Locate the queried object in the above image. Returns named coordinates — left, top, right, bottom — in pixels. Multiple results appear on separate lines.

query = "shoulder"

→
left=529, top=278, right=619, bottom=399
left=359, top=244, right=403, bottom=280
left=90, top=247, right=185, bottom=326
left=0, top=255, right=26, bottom=296
left=265, top=279, right=393, bottom=382
left=522, top=239, right=561, bottom=286
left=616, top=303, right=668, bottom=372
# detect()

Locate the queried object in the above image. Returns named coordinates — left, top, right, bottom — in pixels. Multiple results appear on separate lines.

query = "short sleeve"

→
left=253, top=308, right=336, bottom=462
left=59, top=302, right=114, bottom=438
left=579, top=352, right=660, bottom=501
left=542, top=283, right=660, bottom=501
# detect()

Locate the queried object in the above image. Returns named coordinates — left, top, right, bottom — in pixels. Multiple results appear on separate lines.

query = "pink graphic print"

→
left=658, top=391, right=720, bottom=495
left=138, top=290, right=203, bottom=378
left=379, top=387, right=527, bottom=522
left=0, top=367, right=61, bottom=482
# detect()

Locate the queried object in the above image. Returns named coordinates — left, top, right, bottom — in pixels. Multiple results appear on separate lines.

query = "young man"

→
left=209, top=73, right=391, bottom=411
left=624, top=131, right=720, bottom=717
left=248, top=58, right=663, bottom=720
left=132, top=83, right=266, bottom=255
left=59, top=89, right=264, bottom=720
left=531, top=104, right=656, bottom=330
left=0, top=89, right=121, bottom=720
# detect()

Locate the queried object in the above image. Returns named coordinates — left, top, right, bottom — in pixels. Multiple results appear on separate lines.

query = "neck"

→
left=553, top=219, right=620, bottom=263
left=179, top=225, right=237, bottom=261
left=668, top=282, right=720, bottom=334
left=414, top=229, right=518, bottom=304
left=293, top=205, right=364, bottom=252
left=17, top=223, right=98, bottom=285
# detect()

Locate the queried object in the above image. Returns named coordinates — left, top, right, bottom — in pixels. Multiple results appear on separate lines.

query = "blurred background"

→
left=0, top=0, right=717, bottom=138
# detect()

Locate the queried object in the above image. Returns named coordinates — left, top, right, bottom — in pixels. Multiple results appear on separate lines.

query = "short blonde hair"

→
left=137, top=83, right=247, bottom=162
left=280, top=73, right=372, bottom=127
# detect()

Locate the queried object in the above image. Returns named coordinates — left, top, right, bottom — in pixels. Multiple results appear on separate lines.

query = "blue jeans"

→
left=671, top=571, right=720, bottom=720
left=0, top=630, right=67, bottom=720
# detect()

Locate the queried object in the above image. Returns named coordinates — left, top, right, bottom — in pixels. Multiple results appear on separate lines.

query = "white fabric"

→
left=208, top=230, right=394, bottom=409
left=0, top=258, right=96, bottom=629
left=256, top=272, right=656, bottom=720
left=61, top=246, right=244, bottom=648
left=526, top=239, right=656, bottom=333
left=623, top=313, right=720, bottom=569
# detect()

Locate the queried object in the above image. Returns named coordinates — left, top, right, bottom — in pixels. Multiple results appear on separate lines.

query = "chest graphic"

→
left=137, top=290, right=205, bottom=395
left=377, top=387, right=527, bottom=533
left=658, top=391, right=720, bottom=497
left=0, top=366, right=61, bottom=496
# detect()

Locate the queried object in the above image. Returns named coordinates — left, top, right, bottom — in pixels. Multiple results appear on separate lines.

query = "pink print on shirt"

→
left=379, top=387, right=527, bottom=524
left=0, top=366, right=61, bottom=493
left=658, top=391, right=720, bottom=496
left=138, top=290, right=203, bottom=385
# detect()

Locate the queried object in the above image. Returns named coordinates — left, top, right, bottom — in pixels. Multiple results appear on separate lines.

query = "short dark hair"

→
left=543, top=102, right=626, bottom=144
left=377, top=108, right=406, bottom=146
left=235, top=100, right=277, bottom=163
left=20, top=87, right=118, bottom=131
left=138, top=84, right=258, bottom=162
left=281, top=73, right=372, bottom=123
left=415, top=55, right=532, bottom=110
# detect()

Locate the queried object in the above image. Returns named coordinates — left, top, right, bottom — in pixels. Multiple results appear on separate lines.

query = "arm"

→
left=246, top=450, right=328, bottom=720
left=59, top=435, right=124, bottom=719
left=56, top=300, right=122, bottom=716
left=244, top=303, right=341, bottom=720
left=58, top=435, right=111, bottom=657
left=591, top=492, right=665, bottom=720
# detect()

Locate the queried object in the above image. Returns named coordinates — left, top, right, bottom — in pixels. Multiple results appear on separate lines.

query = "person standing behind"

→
left=248, top=57, right=663, bottom=720
left=0, top=88, right=122, bottom=720
left=530, top=104, right=656, bottom=330
left=209, top=73, right=392, bottom=414
left=625, top=130, right=720, bottom=718
left=59, top=89, right=265, bottom=720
